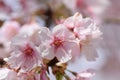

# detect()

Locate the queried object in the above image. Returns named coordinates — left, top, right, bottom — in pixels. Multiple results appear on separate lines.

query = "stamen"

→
left=23, top=44, right=34, bottom=56
left=53, top=37, right=63, bottom=48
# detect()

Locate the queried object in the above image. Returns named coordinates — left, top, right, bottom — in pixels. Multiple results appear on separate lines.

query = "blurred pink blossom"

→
left=1, top=21, right=20, bottom=40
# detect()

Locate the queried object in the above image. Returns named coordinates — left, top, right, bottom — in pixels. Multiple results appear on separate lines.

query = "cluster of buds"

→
left=0, top=13, right=101, bottom=80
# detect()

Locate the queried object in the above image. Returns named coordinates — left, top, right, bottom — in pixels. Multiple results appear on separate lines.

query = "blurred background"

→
left=0, top=0, right=120, bottom=80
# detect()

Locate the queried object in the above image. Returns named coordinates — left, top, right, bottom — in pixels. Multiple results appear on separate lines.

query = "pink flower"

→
left=39, top=24, right=80, bottom=62
left=7, top=34, right=41, bottom=71
left=63, top=13, right=102, bottom=61
left=74, top=18, right=102, bottom=61
left=1, top=21, right=20, bottom=40
left=74, top=17, right=101, bottom=40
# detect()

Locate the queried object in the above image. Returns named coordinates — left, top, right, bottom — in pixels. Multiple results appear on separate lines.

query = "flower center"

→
left=23, top=44, right=34, bottom=56
left=53, top=37, right=63, bottom=48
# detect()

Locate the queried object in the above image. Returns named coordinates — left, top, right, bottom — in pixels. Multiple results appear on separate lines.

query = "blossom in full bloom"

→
left=0, top=12, right=101, bottom=80
left=7, top=34, right=41, bottom=71
left=39, top=24, right=80, bottom=63
left=63, top=13, right=102, bottom=61
left=74, top=18, right=102, bottom=61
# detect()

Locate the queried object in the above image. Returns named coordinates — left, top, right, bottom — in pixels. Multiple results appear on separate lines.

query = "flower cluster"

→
left=0, top=13, right=101, bottom=80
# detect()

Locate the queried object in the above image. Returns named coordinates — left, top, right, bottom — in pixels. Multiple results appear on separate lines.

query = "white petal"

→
left=78, top=69, right=95, bottom=78
left=56, top=47, right=72, bottom=63
left=63, top=41, right=81, bottom=60
left=42, top=46, right=55, bottom=60
left=38, top=27, right=53, bottom=43
left=6, top=70, right=17, bottom=80
left=0, top=68, right=10, bottom=80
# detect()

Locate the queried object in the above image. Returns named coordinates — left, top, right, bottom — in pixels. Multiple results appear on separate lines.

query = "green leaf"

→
left=55, top=73, right=64, bottom=80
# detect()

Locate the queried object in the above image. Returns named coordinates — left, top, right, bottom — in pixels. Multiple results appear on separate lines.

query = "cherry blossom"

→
left=63, top=13, right=102, bottom=61
left=7, top=34, right=41, bottom=71
left=39, top=24, right=80, bottom=63
left=1, top=21, right=20, bottom=40
left=0, top=12, right=102, bottom=80
left=74, top=18, right=102, bottom=61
